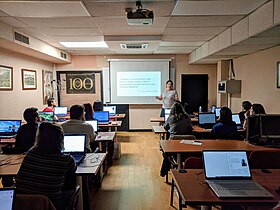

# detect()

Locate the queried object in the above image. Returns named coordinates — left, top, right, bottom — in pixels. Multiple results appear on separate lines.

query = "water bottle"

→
left=199, top=106, right=202, bottom=113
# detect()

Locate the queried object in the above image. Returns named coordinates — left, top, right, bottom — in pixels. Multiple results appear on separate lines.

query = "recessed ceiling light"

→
left=59, top=41, right=108, bottom=48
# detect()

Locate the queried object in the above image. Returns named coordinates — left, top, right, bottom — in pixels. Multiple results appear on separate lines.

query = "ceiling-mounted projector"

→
left=127, top=1, right=154, bottom=25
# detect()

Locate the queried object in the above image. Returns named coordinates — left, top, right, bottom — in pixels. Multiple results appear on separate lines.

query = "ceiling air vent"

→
left=14, top=31, right=29, bottom=45
left=60, top=52, right=67, bottom=59
left=120, top=43, right=148, bottom=49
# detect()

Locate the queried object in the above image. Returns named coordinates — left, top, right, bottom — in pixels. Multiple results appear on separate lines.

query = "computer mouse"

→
left=97, top=135, right=101, bottom=138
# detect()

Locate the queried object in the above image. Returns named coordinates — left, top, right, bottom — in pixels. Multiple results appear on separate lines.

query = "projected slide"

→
left=117, top=72, right=161, bottom=96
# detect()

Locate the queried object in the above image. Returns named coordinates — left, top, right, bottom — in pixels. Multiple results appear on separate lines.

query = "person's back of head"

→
left=93, top=100, right=104, bottom=111
left=23, top=107, right=39, bottom=124
left=47, top=97, right=55, bottom=107
left=242, top=101, right=252, bottom=111
left=70, top=105, right=84, bottom=120
left=252, top=103, right=266, bottom=114
left=83, top=103, right=93, bottom=120
left=35, top=122, right=63, bottom=155
left=170, top=102, right=187, bottom=120
left=219, top=107, right=233, bottom=124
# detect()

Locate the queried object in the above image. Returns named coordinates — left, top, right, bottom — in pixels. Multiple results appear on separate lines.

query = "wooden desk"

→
left=150, top=117, right=198, bottom=124
left=98, top=121, right=122, bottom=132
left=0, top=137, right=16, bottom=144
left=160, top=140, right=276, bottom=169
left=152, top=125, right=167, bottom=140
left=109, top=114, right=126, bottom=120
left=171, top=169, right=280, bottom=210
left=95, top=132, right=116, bottom=164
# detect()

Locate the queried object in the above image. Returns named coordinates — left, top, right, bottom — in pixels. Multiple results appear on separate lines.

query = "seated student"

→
left=61, top=105, right=95, bottom=152
left=42, top=97, right=58, bottom=121
left=16, top=122, right=77, bottom=210
left=239, top=101, right=252, bottom=124
left=83, top=103, right=94, bottom=121
left=243, top=103, right=266, bottom=129
left=93, top=100, right=104, bottom=112
left=210, top=107, right=238, bottom=139
left=164, top=102, right=193, bottom=140
left=16, top=107, right=39, bottom=151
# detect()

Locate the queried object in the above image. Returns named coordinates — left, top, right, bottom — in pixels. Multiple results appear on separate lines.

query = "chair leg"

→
left=170, top=179, right=174, bottom=206
left=165, top=173, right=168, bottom=183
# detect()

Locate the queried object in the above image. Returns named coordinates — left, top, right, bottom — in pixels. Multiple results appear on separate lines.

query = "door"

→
left=181, top=74, right=208, bottom=113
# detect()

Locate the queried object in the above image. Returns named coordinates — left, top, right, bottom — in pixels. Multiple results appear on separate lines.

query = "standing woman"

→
left=16, top=122, right=77, bottom=210
left=156, top=80, right=179, bottom=117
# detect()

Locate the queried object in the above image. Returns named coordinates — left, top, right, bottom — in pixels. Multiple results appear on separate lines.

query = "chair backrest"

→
left=65, top=185, right=80, bottom=210
left=249, top=150, right=280, bottom=169
left=15, top=194, right=56, bottom=210
left=183, top=157, right=203, bottom=169
left=170, top=135, right=196, bottom=140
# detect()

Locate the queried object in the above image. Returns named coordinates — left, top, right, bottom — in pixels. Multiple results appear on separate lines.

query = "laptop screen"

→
left=63, top=134, right=86, bottom=153
left=86, top=120, right=98, bottom=133
left=232, top=114, right=241, bottom=125
left=0, top=120, right=21, bottom=134
left=211, top=105, right=216, bottom=113
left=54, top=107, right=68, bottom=116
left=164, top=108, right=171, bottom=122
left=94, top=111, right=109, bottom=123
left=198, top=113, right=216, bottom=125
left=203, top=151, right=251, bottom=179
left=103, top=106, right=116, bottom=116
left=38, top=112, right=54, bottom=122
left=0, top=188, right=15, bottom=210
left=215, top=107, right=221, bottom=117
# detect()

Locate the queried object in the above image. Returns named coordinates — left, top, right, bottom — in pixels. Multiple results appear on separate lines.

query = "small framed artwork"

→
left=0, top=65, right=13, bottom=90
left=42, top=70, right=53, bottom=104
left=277, top=61, right=280, bottom=88
left=22, top=69, right=37, bottom=90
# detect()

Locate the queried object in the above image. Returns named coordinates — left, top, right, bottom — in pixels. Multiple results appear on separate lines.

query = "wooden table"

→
left=95, top=132, right=116, bottom=164
left=98, top=121, right=122, bottom=132
left=171, top=169, right=280, bottom=210
left=152, top=125, right=167, bottom=140
left=160, top=140, right=277, bottom=169
left=150, top=117, right=198, bottom=124
left=109, top=114, right=126, bottom=120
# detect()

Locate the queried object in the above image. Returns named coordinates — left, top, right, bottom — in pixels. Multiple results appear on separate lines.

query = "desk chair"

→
left=249, top=150, right=280, bottom=169
left=15, top=194, right=56, bottom=210
left=65, top=185, right=80, bottom=210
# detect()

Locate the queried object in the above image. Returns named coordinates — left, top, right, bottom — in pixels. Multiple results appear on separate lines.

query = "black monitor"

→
left=246, top=115, right=261, bottom=144
left=260, top=114, right=280, bottom=139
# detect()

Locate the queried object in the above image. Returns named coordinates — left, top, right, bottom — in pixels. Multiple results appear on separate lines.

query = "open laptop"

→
left=54, top=106, right=68, bottom=117
left=94, top=111, right=110, bottom=125
left=0, top=120, right=21, bottom=138
left=232, top=113, right=243, bottom=129
left=103, top=106, right=116, bottom=116
left=0, top=188, right=15, bottom=210
left=63, top=134, right=86, bottom=165
left=164, top=108, right=171, bottom=122
left=202, top=150, right=273, bottom=198
left=198, top=113, right=216, bottom=129
left=211, top=105, right=216, bottom=113
left=38, top=111, right=54, bottom=122
left=86, top=120, right=98, bottom=134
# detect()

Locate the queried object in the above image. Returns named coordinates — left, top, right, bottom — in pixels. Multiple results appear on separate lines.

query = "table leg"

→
left=179, top=193, right=183, bottom=210
left=170, top=179, right=174, bottom=206
left=76, top=176, right=83, bottom=210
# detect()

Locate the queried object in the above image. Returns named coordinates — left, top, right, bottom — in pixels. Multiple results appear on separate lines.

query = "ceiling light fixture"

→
left=59, top=41, right=108, bottom=48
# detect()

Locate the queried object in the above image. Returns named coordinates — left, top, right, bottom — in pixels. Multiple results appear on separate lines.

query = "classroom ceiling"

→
left=0, top=0, right=279, bottom=63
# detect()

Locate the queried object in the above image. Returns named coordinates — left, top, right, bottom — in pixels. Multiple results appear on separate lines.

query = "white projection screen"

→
left=109, top=59, right=170, bottom=104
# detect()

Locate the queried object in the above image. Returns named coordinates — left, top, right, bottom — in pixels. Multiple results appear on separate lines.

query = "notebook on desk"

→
left=0, top=120, right=21, bottom=138
left=202, top=150, right=273, bottom=198
left=198, top=113, right=216, bottom=129
left=86, top=120, right=98, bottom=134
left=94, top=111, right=109, bottom=125
left=63, top=134, right=86, bottom=165
left=0, top=188, right=15, bottom=210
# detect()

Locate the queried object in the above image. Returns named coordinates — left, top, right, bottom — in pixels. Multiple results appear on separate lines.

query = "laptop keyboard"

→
left=215, top=182, right=260, bottom=191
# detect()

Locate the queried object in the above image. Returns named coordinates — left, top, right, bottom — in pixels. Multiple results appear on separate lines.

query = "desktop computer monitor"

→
left=260, top=114, right=280, bottom=139
left=246, top=115, right=261, bottom=144
left=103, top=106, right=116, bottom=116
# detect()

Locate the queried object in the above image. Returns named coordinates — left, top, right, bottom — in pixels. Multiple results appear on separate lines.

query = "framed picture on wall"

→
left=277, top=61, right=280, bottom=88
left=22, top=69, right=37, bottom=90
left=0, top=65, right=13, bottom=90
left=42, top=70, right=53, bottom=104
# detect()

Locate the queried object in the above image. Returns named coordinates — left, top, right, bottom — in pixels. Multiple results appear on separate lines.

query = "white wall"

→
left=231, top=46, right=280, bottom=114
left=0, top=48, right=53, bottom=120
